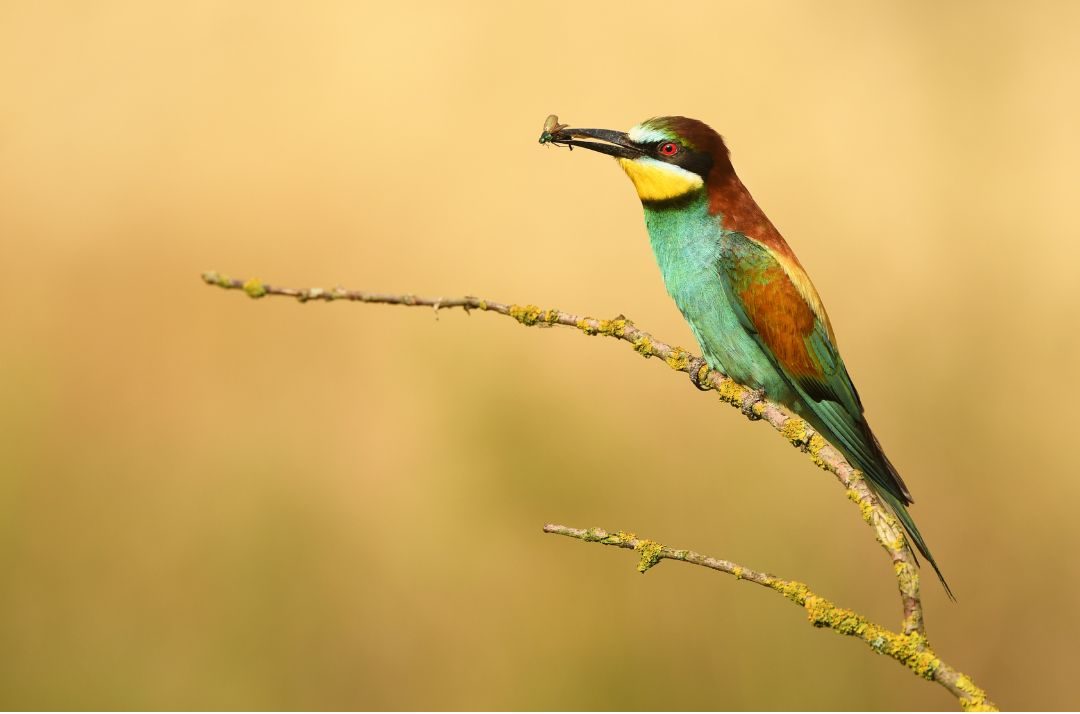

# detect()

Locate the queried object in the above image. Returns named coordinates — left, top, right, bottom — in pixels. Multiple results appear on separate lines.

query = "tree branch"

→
left=201, top=270, right=993, bottom=709
left=542, top=525, right=994, bottom=711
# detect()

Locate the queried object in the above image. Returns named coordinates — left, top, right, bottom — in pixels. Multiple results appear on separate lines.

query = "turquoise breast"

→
left=641, top=192, right=794, bottom=403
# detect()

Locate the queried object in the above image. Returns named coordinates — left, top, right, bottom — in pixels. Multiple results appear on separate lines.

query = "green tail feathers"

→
left=803, top=403, right=955, bottom=599
left=878, top=490, right=955, bottom=600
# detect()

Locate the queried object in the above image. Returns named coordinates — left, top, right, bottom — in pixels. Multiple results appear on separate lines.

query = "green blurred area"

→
left=1, top=1, right=1078, bottom=709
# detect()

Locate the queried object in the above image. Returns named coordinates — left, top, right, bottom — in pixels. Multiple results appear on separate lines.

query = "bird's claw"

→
left=687, top=357, right=712, bottom=391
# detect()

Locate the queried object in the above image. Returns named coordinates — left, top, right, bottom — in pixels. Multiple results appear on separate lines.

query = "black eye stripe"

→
left=641, top=141, right=714, bottom=180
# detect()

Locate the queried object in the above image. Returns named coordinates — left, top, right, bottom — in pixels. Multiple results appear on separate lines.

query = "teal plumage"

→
left=644, top=192, right=799, bottom=401
left=546, top=116, right=952, bottom=597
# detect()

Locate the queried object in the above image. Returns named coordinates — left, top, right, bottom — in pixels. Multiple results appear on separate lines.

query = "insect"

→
left=539, top=114, right=569, bottom=145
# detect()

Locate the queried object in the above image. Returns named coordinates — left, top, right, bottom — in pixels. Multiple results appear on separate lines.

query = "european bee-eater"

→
left=543, top=116, right=951, bottom=596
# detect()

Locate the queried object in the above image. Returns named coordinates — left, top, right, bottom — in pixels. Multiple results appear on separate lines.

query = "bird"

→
left=543, top=116, right=951, bottom=597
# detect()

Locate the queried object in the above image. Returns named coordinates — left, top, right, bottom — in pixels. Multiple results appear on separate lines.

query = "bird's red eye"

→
left=658, top=142, right=679, bottom=156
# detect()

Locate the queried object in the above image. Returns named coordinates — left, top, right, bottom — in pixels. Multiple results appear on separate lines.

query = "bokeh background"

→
left=2, top=1, right=1078, bottom=709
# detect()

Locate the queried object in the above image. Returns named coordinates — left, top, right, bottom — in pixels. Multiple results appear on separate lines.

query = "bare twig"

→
left=200, top=271, right=989, bottom=708
left=542, top=525, right=994, bottom=711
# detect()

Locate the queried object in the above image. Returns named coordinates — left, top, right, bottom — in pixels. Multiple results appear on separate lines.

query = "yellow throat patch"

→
left=617, top=157, right=704, bottom=202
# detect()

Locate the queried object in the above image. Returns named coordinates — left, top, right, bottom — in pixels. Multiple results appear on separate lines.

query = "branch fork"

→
left=202, top=271, right=996, bottom=711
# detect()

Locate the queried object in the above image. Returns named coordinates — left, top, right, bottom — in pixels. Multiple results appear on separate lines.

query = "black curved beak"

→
left=542, top=127, right=644, bottom=159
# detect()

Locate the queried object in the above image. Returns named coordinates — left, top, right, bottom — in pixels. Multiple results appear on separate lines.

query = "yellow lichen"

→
left=954, top=674, right=995, bottom=712
left=633, top=336, right=653, bottom=356
left=576, top=318, right=598, bottom=335
left=634, top=538, right=665, bottom=573
left=801, top=595, right=941, bottom=680
left=715, top=378, right=745, bottom=405
left=781, top=417, right=809, bottom=445
left=845, top=489, right=876, bottom=525
left=806, top=433, right=829, bottom=469
left=771, top=579, right=812, bottom=605
left=665, top=348, right=691, bottom=372
left=201, top=270, right=233, bottom=288
left=595, top=317, right=629, bottom=337
left=583, top=528, right=606, bottom=542
left=242, top=278, right=267, bottom=299
left=509, top=304, right=544, bottom=326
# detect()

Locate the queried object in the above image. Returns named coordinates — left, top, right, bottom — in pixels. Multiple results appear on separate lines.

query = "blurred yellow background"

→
left=2, top=1, right=1078, bottom=709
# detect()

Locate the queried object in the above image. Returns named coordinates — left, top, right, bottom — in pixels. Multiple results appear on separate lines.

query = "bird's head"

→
left=544, top=116, right=732, bottom=203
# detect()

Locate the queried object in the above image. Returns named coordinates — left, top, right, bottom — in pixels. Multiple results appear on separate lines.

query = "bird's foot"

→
left=687, top=356, right=712, bottom=391
left=740, top=387, right=767, bottom=420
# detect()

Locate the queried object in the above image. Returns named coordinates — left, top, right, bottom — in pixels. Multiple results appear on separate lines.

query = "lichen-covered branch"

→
left=201, top=270, right=924, bottom=633
left=200, top=271, right=988, bottom=707
left=543, top=525, right=994, bottom=712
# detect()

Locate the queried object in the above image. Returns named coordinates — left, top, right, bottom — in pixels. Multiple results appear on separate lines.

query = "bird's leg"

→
left=687, top=356, right=712, bottom=391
